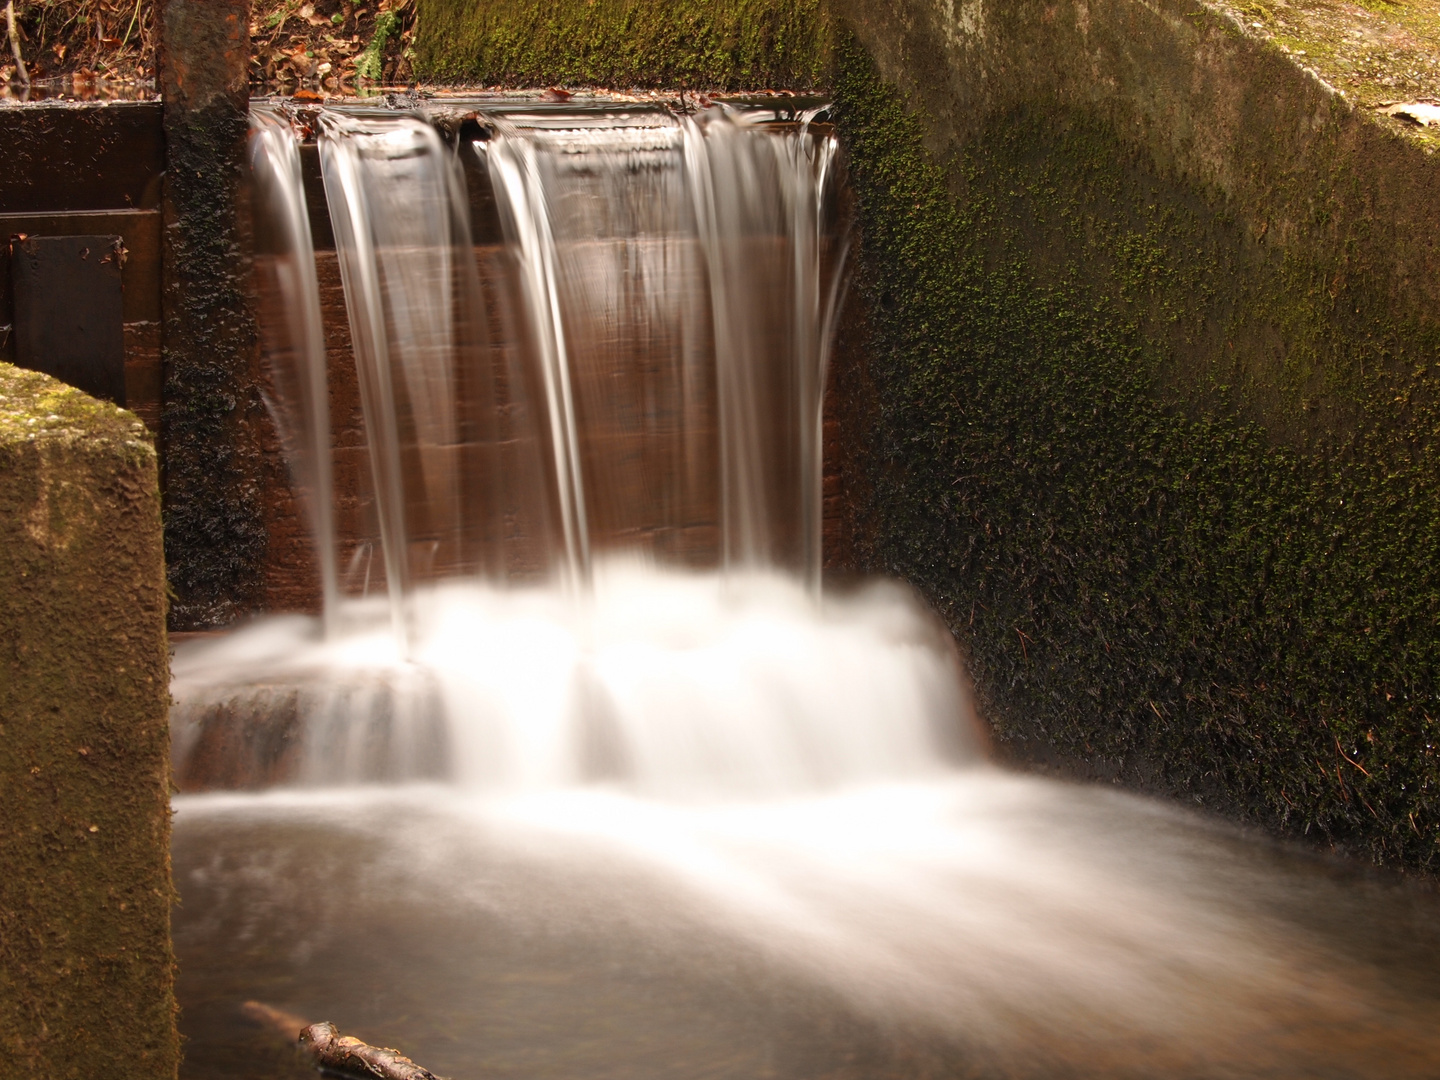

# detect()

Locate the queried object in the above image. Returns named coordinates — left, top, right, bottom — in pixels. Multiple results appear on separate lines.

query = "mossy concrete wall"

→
left=0, top=364, right=178, bottom=1078
left=417, top=0, right=833, bottom=88
left=833, top=0, right=1440, bottom=869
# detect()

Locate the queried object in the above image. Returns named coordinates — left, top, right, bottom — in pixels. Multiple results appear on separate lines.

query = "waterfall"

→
left=317, top=109, right=478, bottom=649
left=682, top=106, right=848, bottom=589
left=480, top=103, right=847, bottom=587
left=174, top=96, right=956, bottom=796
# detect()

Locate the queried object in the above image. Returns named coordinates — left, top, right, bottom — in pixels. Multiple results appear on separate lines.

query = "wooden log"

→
left=299, top=1021, right=450, bottom=1080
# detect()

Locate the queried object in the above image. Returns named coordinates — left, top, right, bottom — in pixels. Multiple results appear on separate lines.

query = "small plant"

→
left=354, top=8, right=400, bottom=81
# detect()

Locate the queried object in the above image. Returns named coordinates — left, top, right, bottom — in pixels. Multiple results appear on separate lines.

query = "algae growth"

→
left=416, top=0, right=832, bottom=89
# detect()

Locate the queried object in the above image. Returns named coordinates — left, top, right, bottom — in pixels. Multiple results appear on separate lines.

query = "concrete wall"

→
left=0, top=363, right=178, bottom=1078
left=829, top=0, right=1440, bottom=868
left=417, top=0, right=832, bottom=88
left=843, top=0, right=1440, bottom=451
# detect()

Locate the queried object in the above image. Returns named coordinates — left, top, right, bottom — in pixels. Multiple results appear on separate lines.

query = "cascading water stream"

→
left=183, top=97, right=864, bottom=793
left=169, top=95, right=1440, bottom=1080
left=316, top=109, right=474, bottom=650
left=250, top=106, right=340, bottom=633
left=682, top=106, right=847, bottom=588
left=482, top=113, right=597, bottom=586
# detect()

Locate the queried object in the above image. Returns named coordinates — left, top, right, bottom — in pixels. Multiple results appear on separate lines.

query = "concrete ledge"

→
left=416, top=0, right=833, bottom=89
left=0, top=363, right=177, bottom=1078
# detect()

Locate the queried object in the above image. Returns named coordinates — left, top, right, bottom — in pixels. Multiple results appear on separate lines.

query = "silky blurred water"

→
left=174, top=774, right=1440, bottom=1080
left=171, top=573, right=1440, bottom=1079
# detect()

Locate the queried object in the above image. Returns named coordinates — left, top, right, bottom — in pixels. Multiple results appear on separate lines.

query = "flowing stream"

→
left=171, top=95, right=1440, bottom=1079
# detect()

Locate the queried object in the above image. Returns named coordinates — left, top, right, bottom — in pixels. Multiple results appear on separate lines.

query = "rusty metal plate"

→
left=11, top=234, right=126, bottom=406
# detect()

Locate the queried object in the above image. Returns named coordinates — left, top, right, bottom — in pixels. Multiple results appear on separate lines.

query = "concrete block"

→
left=0, top=361, right=178, bottom=1080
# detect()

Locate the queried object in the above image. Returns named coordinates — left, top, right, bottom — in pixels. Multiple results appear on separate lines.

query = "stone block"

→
left=0, top=362, right=177, bottom=1080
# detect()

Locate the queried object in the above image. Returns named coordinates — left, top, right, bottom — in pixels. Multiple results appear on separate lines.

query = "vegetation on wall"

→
left=832, top=36, right=1440, bottom=870
left=415, top=0, right=831, bottom=89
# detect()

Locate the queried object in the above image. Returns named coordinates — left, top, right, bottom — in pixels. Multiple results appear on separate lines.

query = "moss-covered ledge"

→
left=0, top=364, right=178, bottom=1078
left=830, top=0, right=1440, bottom=870
left=1209, top=0, right=1440, bottom=149
left=415, top=0, right=833, bottom=88
left=843, top=0, right=1440, bottom=449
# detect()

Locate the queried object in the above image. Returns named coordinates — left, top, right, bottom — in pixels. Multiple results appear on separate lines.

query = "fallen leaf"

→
left=1380, top=101, right=1440, bottom=127
left=291, top=88, right=325, bottom=102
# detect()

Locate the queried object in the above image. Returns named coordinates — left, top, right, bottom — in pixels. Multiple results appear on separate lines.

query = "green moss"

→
left=0, top=364, right=153, bottom=455
left=832, top=36, right=1440, bottom=870
left=415, top=0, right=832, bottom=89
left=356, top=9, right=404, bottom=82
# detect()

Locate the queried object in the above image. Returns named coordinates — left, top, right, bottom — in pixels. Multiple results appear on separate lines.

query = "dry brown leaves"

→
left=250, top=0, right=416, bottom=92
left=1, top=0, right=156, bottom=88
left=0, top=0, right=417, bottom=96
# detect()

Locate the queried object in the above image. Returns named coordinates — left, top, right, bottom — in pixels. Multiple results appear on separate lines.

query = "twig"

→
left=268, top=0, right=299, bottom=46
left=300, top=1021, right=450, bottom=1080
left=6, top=0, right=29, bottom=87
left=1334, top=735, right=1371, bottom=777
left=119, top=0, right=143, bottom=51
left=242, top=1003, right=450, bottom=1080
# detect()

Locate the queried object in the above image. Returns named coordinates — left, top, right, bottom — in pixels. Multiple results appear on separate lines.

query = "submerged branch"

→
left=240, top=1002, right=450, bottom=1080
left=240, top=999, right=313, bottom=1043
left=300, top=1021, right=450, bottom=1080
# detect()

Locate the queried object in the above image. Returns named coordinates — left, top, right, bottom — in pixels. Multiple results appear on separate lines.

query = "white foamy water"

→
left=170, top=563, right=1440, bottom=1078
left=172, top=563, right=977, bottom=797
